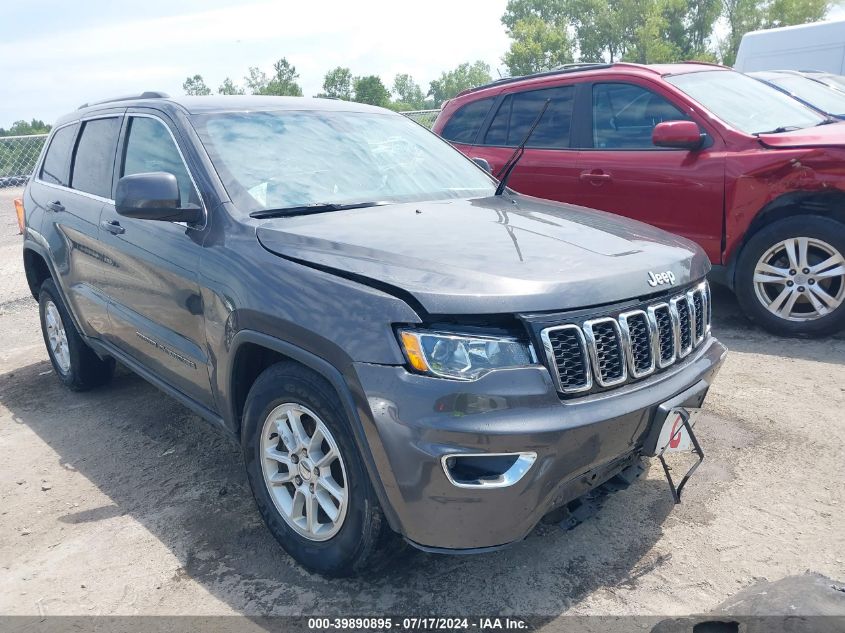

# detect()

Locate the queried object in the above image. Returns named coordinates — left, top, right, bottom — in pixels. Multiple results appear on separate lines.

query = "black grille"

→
left=677, top=298, right=692, bottom=351
left=627, top=313, right=653, bottom=373
left=654, top=306, right=674, bottom=364
left=590, top=321, right=624, bottom=383
left=545, top=327, right=589, bottom=391
left=692, top=292, right=705, bottom=340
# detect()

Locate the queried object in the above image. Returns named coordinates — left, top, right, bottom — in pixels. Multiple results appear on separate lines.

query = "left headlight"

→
left=398, top=329, right=537, bottom=380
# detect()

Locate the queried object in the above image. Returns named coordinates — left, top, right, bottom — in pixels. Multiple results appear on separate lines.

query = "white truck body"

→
left=734, top=20, right=845, bottom=74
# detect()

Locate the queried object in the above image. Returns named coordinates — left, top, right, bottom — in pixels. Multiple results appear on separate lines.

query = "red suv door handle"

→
left=580, top=170, right=613, bottom=185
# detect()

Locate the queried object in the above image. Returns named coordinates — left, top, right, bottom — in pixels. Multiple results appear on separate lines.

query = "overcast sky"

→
left=5, top=1, right=845, bottom=129
left=1, top=0, right=511, bottom=128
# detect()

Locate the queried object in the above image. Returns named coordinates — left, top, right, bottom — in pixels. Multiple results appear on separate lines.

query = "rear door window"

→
left=71, top=117, right=122, bottom=198
left=483, top=86, right=575, bottom=148
left=40, top=124, right=78, bottom=187
left=122, top=116, right=200, bottom=207
left=441, top=97, right=495, bottom=144
left=592, top=83, right=688, bottom=149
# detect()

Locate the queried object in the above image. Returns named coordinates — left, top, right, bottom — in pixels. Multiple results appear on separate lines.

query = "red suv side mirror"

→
left=652, top=121, right=704, bottom=150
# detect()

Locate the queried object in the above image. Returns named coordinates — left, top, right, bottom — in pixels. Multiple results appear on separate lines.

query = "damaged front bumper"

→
left=352, top=336, right=727, bottom=552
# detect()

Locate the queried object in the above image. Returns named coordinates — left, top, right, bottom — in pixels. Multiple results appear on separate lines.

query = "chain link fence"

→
left=400, top=109, right=440, bottom=129
left=0, top=134, right=47, bottom=188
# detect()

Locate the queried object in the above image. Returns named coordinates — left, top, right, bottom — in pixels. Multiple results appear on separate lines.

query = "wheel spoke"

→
left=274, top=418, right=296, bottom=452
left=808, top=284, right=840, bottom=311
left=268, top=470, right=294, bottom=485
left=779, top=289, right=800, bottom=318
left=265, top=446, right=291, bottom=465
left=315, top=490, right=340, bottom=522
left=308, top=427, right=325, bottom=455
left=766, top=286, right=793, bottom=315
left=305, top=491, right=319, bottom=533
left=287, top=410, right=310, bottom=449
left=318, top=475, right=344, bottom=502
left=784, top=238, right=800, bottom=270
left=796, top=237, right=810, bottom=270
left=314, top=447, right=337, bottom=469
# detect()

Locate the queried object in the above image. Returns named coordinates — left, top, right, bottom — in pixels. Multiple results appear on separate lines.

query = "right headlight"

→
left=398, top=329, right=537, bottom=380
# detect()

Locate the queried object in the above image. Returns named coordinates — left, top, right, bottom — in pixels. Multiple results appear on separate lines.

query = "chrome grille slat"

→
left=540, top=325, right=592, bottom=393
left=584, top=318, right=627, bottom=387
left=540, top=282, right=711, bottom=395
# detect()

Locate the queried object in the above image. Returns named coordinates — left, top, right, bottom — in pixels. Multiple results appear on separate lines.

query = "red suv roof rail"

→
left=455, top=63, right=613, bottom=98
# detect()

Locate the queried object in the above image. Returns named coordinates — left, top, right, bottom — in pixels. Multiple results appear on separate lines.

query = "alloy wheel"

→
left=44, top=300, right=71, bottom=373
left=260, top=403, right=349, bottom=541
left=753, top=237, right=845, bottom=322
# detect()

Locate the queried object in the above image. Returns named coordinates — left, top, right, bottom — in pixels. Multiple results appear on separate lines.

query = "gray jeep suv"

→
left=21, top=94, right=726, bottom=576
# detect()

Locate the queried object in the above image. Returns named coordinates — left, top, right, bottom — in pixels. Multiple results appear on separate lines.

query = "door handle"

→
left=579, top=170, right=613, bottom=184
left=100, top=219, right=125, bottom=235
left=46, top=200, right=65, bottom=212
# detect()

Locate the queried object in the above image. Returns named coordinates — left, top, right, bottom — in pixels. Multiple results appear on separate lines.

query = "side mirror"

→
left=652, top=121, right=704, bottom=150
left=115, top=172, right=202, bottom=223
left=472, top=157, right=493, bottom=174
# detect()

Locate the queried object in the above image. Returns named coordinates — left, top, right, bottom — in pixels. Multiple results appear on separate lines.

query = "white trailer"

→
left=734, top=19, right=845, bottom=74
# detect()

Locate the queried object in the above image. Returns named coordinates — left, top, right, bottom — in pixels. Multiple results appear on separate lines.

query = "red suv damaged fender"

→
left=434, top=63, right=845, bottom=337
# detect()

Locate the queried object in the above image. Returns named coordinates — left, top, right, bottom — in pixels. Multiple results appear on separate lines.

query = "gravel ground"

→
left=1, top=186, right=843, bottom=621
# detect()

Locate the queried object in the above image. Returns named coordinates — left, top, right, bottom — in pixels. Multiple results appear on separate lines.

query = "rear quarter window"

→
left=39, top=124, right=78, bottom=187
left=441, top=97, right=495, bottom=145
left=483, top=86, right=575, bottom=148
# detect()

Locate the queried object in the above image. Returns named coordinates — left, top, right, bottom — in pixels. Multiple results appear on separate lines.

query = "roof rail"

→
left=456, top=63, right=612, bottom=97
left=78, top=91, right=170, bottom=110
left=681, top=60, right=729, bottom=69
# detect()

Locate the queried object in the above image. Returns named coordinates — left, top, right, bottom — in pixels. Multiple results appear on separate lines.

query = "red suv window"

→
left=483, top=85, right=575, bottom=148
left=441, top=97, right=495, bottom=145
left=592, top=83, right=688, bottom=149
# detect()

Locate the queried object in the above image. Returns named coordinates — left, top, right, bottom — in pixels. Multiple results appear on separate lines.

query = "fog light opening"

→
left=441, top=452, right=536, bottom=489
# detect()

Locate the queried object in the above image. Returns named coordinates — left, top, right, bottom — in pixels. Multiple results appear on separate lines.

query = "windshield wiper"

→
left=753, top=125, right=802, bottom=135
left=249, top=201, right=387, bottom=219
left=495, top=98, right=552, bottom=196
left=816, top=117, right=838, bottom=126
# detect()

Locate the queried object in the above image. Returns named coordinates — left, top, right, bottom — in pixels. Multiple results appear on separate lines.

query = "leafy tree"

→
left=183, top=74, right=211, bottom=96
left=353, top=75, right=391, bottom=107
left=427, top=61, right=493, bottom=107
left=503, top=15, right=574, bottom=75
left=218, top=77, right=244, bottom=95
left=502, top=0, right=721, bottom=65
left=392, top=74, right=427, bottom=110
left=318, top=67, right=354, bottom=100
left=261, top=58, right=303, bottom=96
left=0, top=119, right=52, bottom=137
left=244, top=66, right=269, bottom=94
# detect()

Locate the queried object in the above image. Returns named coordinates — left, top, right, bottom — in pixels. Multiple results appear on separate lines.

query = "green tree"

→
left=427, top=61, right=493, bottom=107
left=353, top=75, right=391, bottom=107
left=0, top=119, right=52, bottom=137
left=244, top=66, right=269, bottom=94
left=261, top=58, right=303, bottom=96
left=502, top=0, right=721, bottom=65
left=318, top=67, right=353, bottom=100
left=503, top=15, right=574, bottom=75
left=720, top=0, right=829, bottom=65
left=183, top=74, right=211, bottom=96
left=218, top=77, right=244, bottom=95
left=391, top=74, right=427, bottom=110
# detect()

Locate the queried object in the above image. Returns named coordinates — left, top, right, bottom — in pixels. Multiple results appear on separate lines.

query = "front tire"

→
left=38, top=278, right=115, bottom=391
left=735, top=216, right=845, bottom=337
left=241, top=362, right=392, bottom=576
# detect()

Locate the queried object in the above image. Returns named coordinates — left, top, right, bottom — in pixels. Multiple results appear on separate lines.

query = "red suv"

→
left=433, top=62, right=845, bottom=336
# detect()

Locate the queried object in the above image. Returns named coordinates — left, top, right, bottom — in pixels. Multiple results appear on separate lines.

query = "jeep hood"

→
left=757, top=121, right=845, bottom=148
left=255, top=195, right=709, bottom=315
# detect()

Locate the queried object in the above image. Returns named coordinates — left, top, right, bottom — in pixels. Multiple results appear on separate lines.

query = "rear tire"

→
left=38, top=278, right=115, bottom=391
left=241, top=361, right=393, bottom=576
left=735, top=216, right=845, bottom=337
